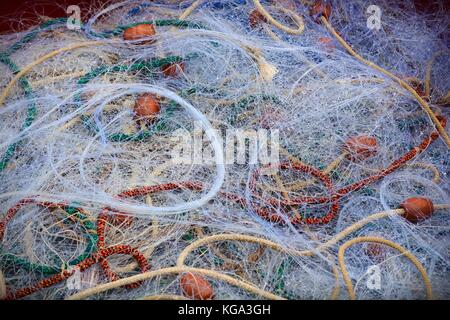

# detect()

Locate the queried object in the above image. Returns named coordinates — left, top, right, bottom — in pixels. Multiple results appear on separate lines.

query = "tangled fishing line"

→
left=0, top=0, right=449, bottom=300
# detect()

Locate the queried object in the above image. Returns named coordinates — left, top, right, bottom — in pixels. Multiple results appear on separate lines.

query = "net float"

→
left=180, top=272, right=214, bottom=300
left=400, top=197, right=434, bottom=223
left=123, top=23, right=156, bottom=44
left=134, top=93, right=160, bottom=120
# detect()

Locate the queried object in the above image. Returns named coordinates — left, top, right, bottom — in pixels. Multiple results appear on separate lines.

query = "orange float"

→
left=123, top=24, right=156, bottom=44
left=180, top=272, right=214, bottom=300
left=134, top=94, right=160, bottom=120
left=400, top=197, right=434, bottom=223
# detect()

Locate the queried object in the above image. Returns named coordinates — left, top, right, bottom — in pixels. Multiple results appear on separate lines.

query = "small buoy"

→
left=249, top=9, right=267, bottom=29
left=134, top=94, right=160, bottom=120
left=161, top=62, right=185, bottom=77
left=400, top=197, right=434, bottom=223
left=123, top=24, right=156, bottom=44
left=180, top=272, right=214, bottom=300
left=344, top=135, right=378, bottom=160
left=310, top=1, right=331, bottom=23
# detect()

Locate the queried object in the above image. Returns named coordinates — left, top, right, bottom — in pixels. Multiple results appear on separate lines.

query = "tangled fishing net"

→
left=0, top=0, right=449, bottom=300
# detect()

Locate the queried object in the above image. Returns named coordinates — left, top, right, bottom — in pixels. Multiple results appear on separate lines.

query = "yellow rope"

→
left=330, top=264, right=341, bottom=300
left=405, top=162, right=441, bottom=184
left=66, top=266, right=285, bottom=300
left=179, top=0, right=204, bottom=19
left=168, top=0, right=204, bottom=33
left=270, top=169, right=341, bottom=299
left=65, top=205, right=448, bottom=300
left=338, top=236, right=433, bottom=300
left=176, top=205, right=450, bottom=264
left=321, top=16, right=450, bottom=148
left=30, top=71, right=87, bottom=88
left=252, top=0, right=305, bottom=35
left=0, top=41, right=103, bottom=106
left=195, top=226, right=246, bottom=276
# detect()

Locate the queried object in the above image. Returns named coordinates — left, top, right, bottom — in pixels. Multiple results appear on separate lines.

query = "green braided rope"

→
left=3, top=18, right=68, bottom=56
left=91, top=19, right=207, bottom=38
left=0, top=17, right=206, bottom=273
left=77, top=83, right=221, bottom=142
left=76, top=54, right=199, bottom=142
left=0, top=16, right=203, bottom=170
left=273, top=258, right=297, bottom=299
left=0, top=18, right=70, bottom=172
left=77, top=55, right=186, bottom=85
left=0, top=56, right=37, bottom=172
left=0, top=204, right=97, bottom=275
left=80, top=100, right=178, bottom=142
